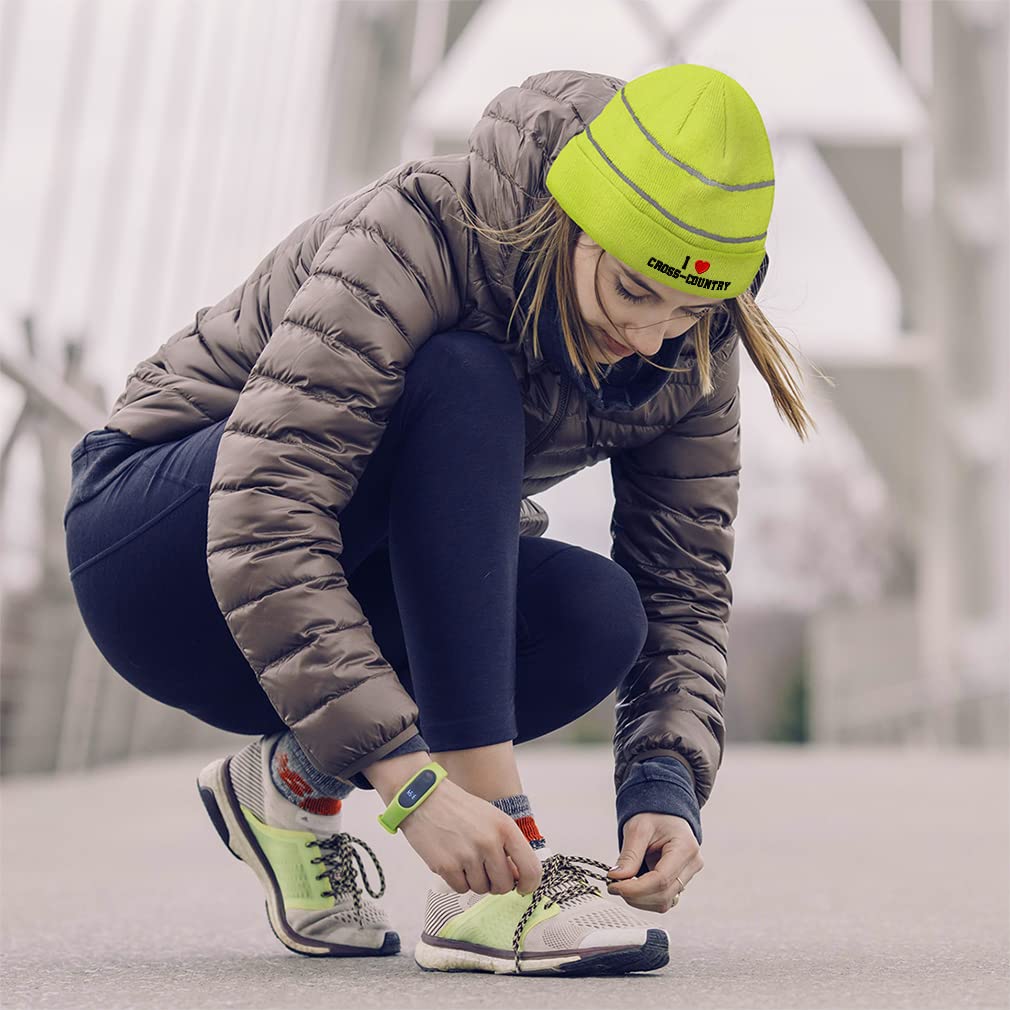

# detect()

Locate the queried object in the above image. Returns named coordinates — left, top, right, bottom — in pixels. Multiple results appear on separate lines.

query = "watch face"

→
left=399, top=769, right=437, bottom=807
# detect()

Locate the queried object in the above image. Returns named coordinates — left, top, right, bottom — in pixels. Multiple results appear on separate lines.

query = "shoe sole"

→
left=413, top=926, right=669, bottom=976
left=196, top=755, right=399, bottom=958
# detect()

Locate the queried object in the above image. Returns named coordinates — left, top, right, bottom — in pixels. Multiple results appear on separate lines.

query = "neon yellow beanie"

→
left=545, top=63, right=774, bottom=299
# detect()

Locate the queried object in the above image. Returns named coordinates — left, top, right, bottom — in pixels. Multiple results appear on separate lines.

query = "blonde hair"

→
left=452, top=193, right=820, bottom=441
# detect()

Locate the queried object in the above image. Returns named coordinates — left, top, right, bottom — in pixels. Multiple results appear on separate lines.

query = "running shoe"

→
left=196, top=732, right=398, bottom=956
left=414, top=851, right=668, bottom=975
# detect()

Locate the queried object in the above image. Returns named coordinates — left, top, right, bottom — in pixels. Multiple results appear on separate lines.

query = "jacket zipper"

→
left=524, top=377, right=572, bottom=459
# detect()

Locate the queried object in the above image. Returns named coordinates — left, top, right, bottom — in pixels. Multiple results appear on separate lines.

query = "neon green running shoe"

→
left=414, top=852, right=669, bottom=975
left=196, top=732, right=398, bottom=957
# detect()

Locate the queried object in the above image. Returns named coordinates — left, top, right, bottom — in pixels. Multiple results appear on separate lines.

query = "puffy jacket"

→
left=103, top=68, right=764, bottom=808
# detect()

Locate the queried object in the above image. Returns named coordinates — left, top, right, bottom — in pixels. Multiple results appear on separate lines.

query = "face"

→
left=572, top=233, right=728, bottom=364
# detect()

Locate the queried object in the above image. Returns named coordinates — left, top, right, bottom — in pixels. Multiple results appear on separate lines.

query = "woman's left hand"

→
left=605, top=812, right=703, bottom=913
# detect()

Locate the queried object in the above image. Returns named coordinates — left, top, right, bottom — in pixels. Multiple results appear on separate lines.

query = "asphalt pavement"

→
left=2, top=742, right=1007, bottom=1010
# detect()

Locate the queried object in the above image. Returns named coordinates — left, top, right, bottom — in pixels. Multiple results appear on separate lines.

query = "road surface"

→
left=2, top=743, right=1007, bottom=1009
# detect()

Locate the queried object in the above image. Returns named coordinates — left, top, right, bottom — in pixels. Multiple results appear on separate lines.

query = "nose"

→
left=625, top=328, right=663, bottom=357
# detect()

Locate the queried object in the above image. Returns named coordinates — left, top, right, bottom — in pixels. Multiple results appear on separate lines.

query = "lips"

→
left=598, top=330, right=633, bottom=359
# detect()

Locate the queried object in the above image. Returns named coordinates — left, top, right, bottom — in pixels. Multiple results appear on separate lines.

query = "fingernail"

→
left=609, top=864, right=621, bottom=871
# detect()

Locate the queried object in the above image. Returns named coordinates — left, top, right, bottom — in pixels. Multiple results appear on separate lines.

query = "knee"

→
left=552, top=552, right=649, bottom=674
left=406, top=329, right=521, bottom=413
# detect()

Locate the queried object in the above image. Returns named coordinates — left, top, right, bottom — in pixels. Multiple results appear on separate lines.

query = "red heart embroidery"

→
left=695, top=260, right=710, bottom=274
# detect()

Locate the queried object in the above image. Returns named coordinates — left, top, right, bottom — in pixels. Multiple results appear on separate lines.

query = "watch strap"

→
left=376, top=761, right=447, bottom=834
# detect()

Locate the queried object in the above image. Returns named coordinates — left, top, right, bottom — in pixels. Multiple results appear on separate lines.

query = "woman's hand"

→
left=398, top=776, right=544, bottom=897
left=605, top=812, right=703, bottom=913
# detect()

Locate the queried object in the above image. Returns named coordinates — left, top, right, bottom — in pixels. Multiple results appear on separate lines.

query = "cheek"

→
left=581, top=270, right=617, bottom=320
left=594, top=291, right=629, bottom=326
left=579, top=292, right=613, bottom=331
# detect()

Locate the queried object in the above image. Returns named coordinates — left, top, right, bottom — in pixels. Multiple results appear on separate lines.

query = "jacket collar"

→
left=513, top=247, right=687, bottom=413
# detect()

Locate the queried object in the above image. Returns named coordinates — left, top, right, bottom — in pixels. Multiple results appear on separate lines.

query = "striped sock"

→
left=491, top=792, right=554, bottom=860
left=268, top=731, right=355, bottom=816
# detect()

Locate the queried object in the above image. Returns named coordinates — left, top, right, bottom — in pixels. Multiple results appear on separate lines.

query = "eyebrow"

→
left=622, top=270, right=718, bottom=307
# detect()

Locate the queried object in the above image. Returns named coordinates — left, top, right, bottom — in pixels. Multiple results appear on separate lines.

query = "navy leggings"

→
left=63, top=329, right=649, bottom=761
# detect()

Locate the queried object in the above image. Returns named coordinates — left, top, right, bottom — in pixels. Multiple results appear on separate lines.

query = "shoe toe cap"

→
left=286, top=906, right=394, bottom=949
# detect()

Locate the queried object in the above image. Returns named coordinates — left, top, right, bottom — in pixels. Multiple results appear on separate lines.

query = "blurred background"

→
left=1, top=0, right=1007, bottom=776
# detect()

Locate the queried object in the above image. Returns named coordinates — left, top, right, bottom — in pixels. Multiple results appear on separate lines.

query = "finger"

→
left=609, top=840, right=696, bottom=895
left=608, top=866, right=664, bottom=902
left=612, top=889, right=669, bottom=915
left=442, top=869, right=469, bottom=894
left=485, top=848, right=516, bottom=895
left=463, top=861, right=492, bottom=895
left=634, top=845, right=665, bottom=878
left=609, top=845, right=696, bottom=903
left=607, top=819, right=650, bottom=880
left=612, top=830, right=697, bottom=887
left=504, top=829, right=542, bottom=896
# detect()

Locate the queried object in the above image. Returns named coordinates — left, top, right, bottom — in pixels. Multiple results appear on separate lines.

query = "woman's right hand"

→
left=397, top=775, right=544, bottom=896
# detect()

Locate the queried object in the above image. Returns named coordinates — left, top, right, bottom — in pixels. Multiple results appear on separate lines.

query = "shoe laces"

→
left=510, top=852, right=612, bottom=974
left=304, top=832, right=386, bottom=929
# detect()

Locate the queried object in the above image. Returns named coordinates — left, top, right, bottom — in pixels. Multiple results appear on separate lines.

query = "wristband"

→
left=376, top=761, right=447, bottom=834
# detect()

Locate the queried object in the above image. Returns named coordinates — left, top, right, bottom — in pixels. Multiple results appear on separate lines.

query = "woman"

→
left=63, top=63, right=813, bottom=976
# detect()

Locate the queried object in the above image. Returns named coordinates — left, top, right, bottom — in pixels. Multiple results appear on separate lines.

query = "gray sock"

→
left=490, top=792, right=552, bottom=855
left=269, top=731, right=355, bottom=813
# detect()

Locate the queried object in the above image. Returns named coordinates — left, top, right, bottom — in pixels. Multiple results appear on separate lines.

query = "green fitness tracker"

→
left=377, top=760, right=448, bottom=834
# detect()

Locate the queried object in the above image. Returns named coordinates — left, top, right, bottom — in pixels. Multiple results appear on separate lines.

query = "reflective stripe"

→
left=619, top=88, right=775, bottom=193
left=580, top=86, right=774, bottom=246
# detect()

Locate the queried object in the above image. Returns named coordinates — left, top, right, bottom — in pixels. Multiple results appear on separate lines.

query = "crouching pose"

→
left=63, top=63, right=811, bottom=976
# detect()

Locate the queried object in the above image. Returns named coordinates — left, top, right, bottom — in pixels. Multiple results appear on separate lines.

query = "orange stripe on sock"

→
left=299, top=796, right=343, bottom=816
left=276, top=752, right=313, bottom=798
left=515, top=814, right=544, bottom=844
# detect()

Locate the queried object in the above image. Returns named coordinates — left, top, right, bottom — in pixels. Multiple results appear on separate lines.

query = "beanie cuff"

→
left=546, top=135, right=766, bottom=300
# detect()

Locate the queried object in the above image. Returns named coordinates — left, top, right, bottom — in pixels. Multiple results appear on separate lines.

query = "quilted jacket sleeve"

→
left=205, top=171, right=465, bottom=783
left=609, top=337, right=742, bottom=808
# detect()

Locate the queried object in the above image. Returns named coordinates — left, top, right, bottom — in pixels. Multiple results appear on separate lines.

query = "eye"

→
left=614, top=279, right=648, bottom=304
left=682, top=306, right=710, bottom=320
left=616, top=278, right=711, bottom=320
